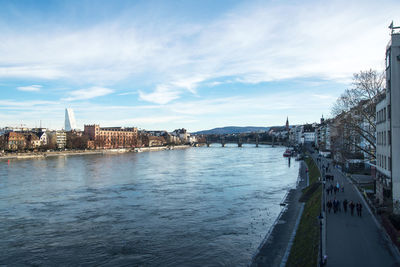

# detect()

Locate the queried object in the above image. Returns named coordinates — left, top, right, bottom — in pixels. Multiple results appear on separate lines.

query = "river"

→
left=0, top=144, right=299, bottom=266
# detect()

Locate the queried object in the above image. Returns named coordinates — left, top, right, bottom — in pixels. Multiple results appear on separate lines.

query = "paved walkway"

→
left=314, top=153, right=400, bottom=267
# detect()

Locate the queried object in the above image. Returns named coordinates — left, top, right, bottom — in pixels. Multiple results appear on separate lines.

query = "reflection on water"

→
left=0, top=145, right=298, bottom=266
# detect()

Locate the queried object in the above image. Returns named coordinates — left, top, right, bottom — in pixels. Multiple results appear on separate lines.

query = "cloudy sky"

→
left=1, top=0, right=399, bottom=131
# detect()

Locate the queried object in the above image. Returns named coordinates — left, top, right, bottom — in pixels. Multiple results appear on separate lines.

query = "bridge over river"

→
left=205, top=135, right=285, bottom=147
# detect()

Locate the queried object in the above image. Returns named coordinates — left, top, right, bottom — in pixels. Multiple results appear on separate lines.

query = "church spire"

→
left=285, top=116, right=289, bottom=131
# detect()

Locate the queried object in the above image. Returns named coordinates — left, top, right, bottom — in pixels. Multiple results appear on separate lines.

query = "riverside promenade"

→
left=313, top=153, right=400, bottom=267
left=251, top=160, right=308, bottom=266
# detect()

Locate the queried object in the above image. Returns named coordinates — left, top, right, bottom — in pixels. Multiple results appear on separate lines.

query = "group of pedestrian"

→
left=320, top=157, right=364, bottom=219
left=326, top=182, right=344, bottom=195
left=326, top=198, right=363, bottom=217
left=326, top=174, right=334, bottom=182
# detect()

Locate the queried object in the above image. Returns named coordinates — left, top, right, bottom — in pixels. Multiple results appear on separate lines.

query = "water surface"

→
left=0, top=145, right=299, bottom=266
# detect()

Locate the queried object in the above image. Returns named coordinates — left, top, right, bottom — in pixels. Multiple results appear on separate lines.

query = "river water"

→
left=0, top=145, right=299, bottom=266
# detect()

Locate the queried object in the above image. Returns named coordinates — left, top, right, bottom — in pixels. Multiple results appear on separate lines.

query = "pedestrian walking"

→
left=333, top=198, right=338, bottom=213
left=356, top=202, right=363, bottom=217
left=327, top=200, right=332, bottom=213
left=343, top=199, right=348, bottom=213
left=341, top=186, right=345, bottom=193
left=349, top=201, right=355, bottom=216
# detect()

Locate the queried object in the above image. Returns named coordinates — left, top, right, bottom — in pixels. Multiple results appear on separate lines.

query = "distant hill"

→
left=193, top=126, right=272, bottom=135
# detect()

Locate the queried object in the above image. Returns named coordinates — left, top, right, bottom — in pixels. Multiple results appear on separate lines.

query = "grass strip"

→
left=286, top=157, right=321, bottom=267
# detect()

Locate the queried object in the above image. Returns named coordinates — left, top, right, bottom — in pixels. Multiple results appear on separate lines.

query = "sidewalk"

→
left=315, top=154, right=400, bottom=267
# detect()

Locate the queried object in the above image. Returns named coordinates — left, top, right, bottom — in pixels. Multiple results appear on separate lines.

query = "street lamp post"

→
left=319, top=214, right=323, bottom=266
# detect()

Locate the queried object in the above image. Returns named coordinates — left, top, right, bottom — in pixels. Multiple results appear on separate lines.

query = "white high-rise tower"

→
left=65, top=108, right=77, bottom=131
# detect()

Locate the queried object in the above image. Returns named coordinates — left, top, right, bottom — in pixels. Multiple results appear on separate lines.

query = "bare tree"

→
left=332, top=69, right=385, bottom=160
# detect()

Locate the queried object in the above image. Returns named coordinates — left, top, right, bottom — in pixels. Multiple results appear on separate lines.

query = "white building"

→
left=315, top=119, right=332, bottom=152
left=302, top=124, right=316, bottom=144
left=375, top=26, right=400, bottom=212
left=38, top=132, right=48, bottom=146
left=172, top=128, right=190, bottom=143
left=386, top=25, right=400, bottom=213
left=376, top=97, right=391, bottom=205
left=288, top=125, right=304, bottom=145
left=56, top=131, right=67, bottom=149
left=65, top=108, right=77, bottom=131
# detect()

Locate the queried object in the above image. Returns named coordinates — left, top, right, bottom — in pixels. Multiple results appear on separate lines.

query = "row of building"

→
left=0, top=128, right=66, bottom=150
left=0, top=125, right=198, bottom=151
left=83, top=125, right=198, bottom=149
left=288, top=30, right=400, bottom=213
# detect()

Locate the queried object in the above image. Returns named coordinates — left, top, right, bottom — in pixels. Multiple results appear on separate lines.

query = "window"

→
left=384, top=108, right=386, bottom=121
left=388, top=105, right=391, bottom=119
left=386, top=49, right=391, bottom=69
left=389, top=130, right=391, bottom=145
left=389, top=157, right=392, bottom=171
left=384, top=131, right=386, bottom=146
left=379, top=132, right=381, bottom=145
left=384, top=156, right=387, bottom=170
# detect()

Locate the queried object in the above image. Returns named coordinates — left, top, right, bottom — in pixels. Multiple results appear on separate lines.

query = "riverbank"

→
left=0, top=145, right=191, bottom=161
left=285, top=156, right=322, bottom=267
left=251, top=160, right=308, bottom=266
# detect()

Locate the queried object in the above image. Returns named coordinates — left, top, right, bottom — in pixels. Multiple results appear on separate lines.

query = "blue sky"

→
left=1, top=0, right=399, bottom=132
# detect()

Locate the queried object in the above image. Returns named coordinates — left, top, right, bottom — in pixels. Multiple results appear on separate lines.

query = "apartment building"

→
left=376, top=26, right=400, bottom=212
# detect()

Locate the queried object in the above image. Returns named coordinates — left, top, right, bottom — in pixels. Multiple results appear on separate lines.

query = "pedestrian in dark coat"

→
left=327, top=200, right=332, bottom=213
left=357, top=202, right=363, bottom=217
left=333, top=199, right=339, bottom=213
left=343, top=199, right=348, bottom=213
left=349, top=201, right=355, bottom=216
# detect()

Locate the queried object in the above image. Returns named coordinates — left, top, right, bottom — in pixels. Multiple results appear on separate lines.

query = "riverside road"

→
left=313, top=153, right=400, bottom=267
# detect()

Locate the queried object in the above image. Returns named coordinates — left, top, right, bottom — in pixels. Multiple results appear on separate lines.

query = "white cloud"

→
left=62, top=86, right=114, bottom=101
left=118, top=91, right=138, bottom=96
left=138, top=85, right=181, bottom=105
left=0, top=0, right=398, bottom=106
left=16, top=85, right=42, bottom=92
left=0, top=99, right=59, bottom=107
left=106, top=116, right=186, bottom=126
left=0, top=86, right=339, bottom=130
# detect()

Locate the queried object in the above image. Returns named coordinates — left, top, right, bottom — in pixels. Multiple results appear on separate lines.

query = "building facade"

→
left=56, top=131, right=67, bottom=149
left=84, top=124, right=138, bottom=149
left=387, top=28, right=400, bottom=213
left=302, top=124, right=316, bottom=144
left=65, top=108, right=77, bottom=131
left=375, top=27, right=400, bottom=212
left=4, top=132, right=25, bottom=150
left=376, top=97, right=391, bottom=205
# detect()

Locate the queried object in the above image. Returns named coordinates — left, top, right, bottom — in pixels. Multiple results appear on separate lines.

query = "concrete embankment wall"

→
left=137, top=145, right=189, bottom=152
left=0, top=145, right=191, bottom=161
